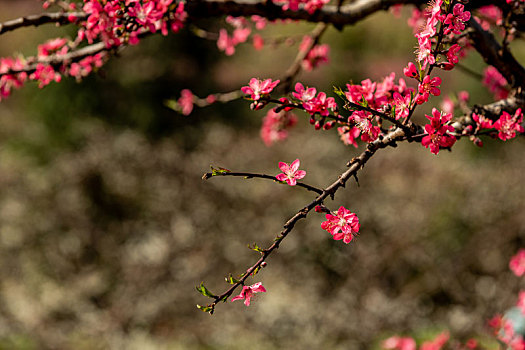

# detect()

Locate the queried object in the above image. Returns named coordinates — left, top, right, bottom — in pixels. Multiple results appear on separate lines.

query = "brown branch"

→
left=199, top=126, right=408, bottom=313
left=280, top=23, right=328, bottom=93
left=467, top=17, right=525, bottom=90
left=0, top=42, right=110, bottom=78
left=202, top=171, right=324, bottom=194
left=0, top=12, right=86, bottom=35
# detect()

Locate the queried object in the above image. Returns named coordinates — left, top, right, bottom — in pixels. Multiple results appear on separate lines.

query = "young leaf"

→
left=197, top=304, right=214, bottom=313
left=196, top=282, right=217, bottom=298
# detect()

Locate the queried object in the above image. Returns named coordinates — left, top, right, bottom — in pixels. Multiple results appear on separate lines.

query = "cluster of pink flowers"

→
left=472, top=108, right=524, bottom=141
left=292, top=83, right=337, bottom=118
left=483, top=66, right=509, bottom=100
left=231, top=282, right=266, bottom=306
left=79, top=0, right=187, bottom=48
left=383, top=331, right=450, bottom=350
left=338, top=73, right=413, bottom=145
left=275, top=159, right=306, bottom=186
left=321, top=206, right=360, bottom=244
left=493, top=109, right=524, bottom=141
left=217, top=16, right=271, bottom=55
left=260, top=109, right=297, bottom=146
left=299, top=36, right=330, bottom=72
left=421, top=108, right=456, bottom=155
left=0, top=58, right=28, bottom=101
left=489, top=314, right=525, bottom=349
left=273, top=0, right=330, bottom=14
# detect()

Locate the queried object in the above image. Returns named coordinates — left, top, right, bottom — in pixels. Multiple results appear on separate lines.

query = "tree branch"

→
left=202, top=171, right=324, bottom=194
left=0, top=12, right=85, bottom=35
left=467, top=17, right=525, bottom=90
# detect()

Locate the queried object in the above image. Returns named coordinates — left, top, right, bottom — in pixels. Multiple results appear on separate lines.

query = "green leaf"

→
left=248, top=242, right=264, bottom=253
left=196, top=282, right=217, bottom=298
left=210, top=165, right=230, bottom=176
left=252, top=266, right=261, bottom=276
left=225, top=274, right=240, bottom=285
left=196, top=304, right=214, bottom=313
left=164, top=99, right=179, bottom=112
left=333, top=86, right=345, bottom=98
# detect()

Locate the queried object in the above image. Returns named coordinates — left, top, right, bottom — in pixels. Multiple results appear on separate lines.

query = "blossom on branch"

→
left=241, top=78, right=280, bottom=101
left=421, top=108, right=456, bottom=155
left=276, top=159, right=306, bottom=186
left=321, top=206, right=360, bottom=244
left=510, top=249, right=525, bottom=277
left=443, top=4, right=471, bottom=35
left=493, top=109, right=524, bottom=141
left=231, top=282, right=266, bottom=306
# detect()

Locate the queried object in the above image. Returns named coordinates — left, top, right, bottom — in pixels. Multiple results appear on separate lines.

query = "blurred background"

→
left=0, top=1, right=524, bottom=349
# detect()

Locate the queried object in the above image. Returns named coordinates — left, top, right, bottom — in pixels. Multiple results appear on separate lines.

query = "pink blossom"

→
left=292, top=82, right=317, bottom=103
left=493, top=109, right=524, bottom=141
left=382, top=336, right=416, bottom=350
left=321, top=206, right=360, bottom=244
left=338, top=126, right=361, bottom=147
left=510, top=249, right=525, bottom=277
left=252, top=34, right=264, bottom=50
left=420, top=331, right=449, bottom=350
left=441, top=96, right=454, bottom=115
left=446, top=44, right=462, bottom=65
left=231, top=282, right=266, bottom=306
left=30, top=64, right=62, bottom=88
left=241, top=78, right=280, bottom=101
left=276, top=159, right=306, bottom=186
left=302, top=91, right=337, bottom=117
left=421, top=108, right=456, bottom=155
left=178, top=89, right=194, bottom=115
left=392, top=92, right=411, bottom=120
left=403, top=62, right=419, bottom=80
left=302, top=44, right=330, bottom=71
left=37, top=38, right=68, bottom=57
left=217, top=29, right=235, bottom=56
left=472, top=113, right=493, bottom=130
left=407, top=8, right=427, bottom=34
left=415, top=31, right=435, bottom=69
left=483, top=66, right=509, bottom=100
left=444, top=4, right=471, bottom=35
left=260, top=109, right=297, bottom=146
left=416, top=75, right=441, bottom=104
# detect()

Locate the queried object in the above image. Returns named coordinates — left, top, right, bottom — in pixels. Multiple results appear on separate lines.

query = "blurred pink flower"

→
left=231, top=282, right=266, bottom=306
left=510, top=249, right=525, bottom=277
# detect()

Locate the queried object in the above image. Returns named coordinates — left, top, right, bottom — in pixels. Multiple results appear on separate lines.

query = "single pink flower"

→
left=321, top=206, right=360, bottom=244
left=421, top=108, right=456, bottom=155
left=231, top=282, right=266, bottom=306
left=444, top=4, right=471, bottom=35
left=472, top=113, right=493, bottom=130
left=510, top=249, right=525, bottom=277
left=276, top=159, right=306, bottom=186
left=403, top=62, right=419, bottom=80
left=493, top=108, right=524, bottom=141
left=416, top=75, right=442, bottom=104
left=178, top=89, right=194, bottom=115
left=241, top=78, right=280, bottom=101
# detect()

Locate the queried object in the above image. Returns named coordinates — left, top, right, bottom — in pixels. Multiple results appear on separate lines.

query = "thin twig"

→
left=0, top=12, right=86, bottom=35
left=280, top=23, right=328, bottom=93
left=202, top=171, right=324, bottom=195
